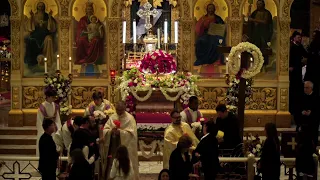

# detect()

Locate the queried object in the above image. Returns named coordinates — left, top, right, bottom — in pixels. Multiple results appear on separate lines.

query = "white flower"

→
left=134, top=79, right=138, bottom=83
left=256, top=144, right=261, bottom=150
left=252, top=148, right=257, bottom=153
left=53, top=78, right=57, bottom=82
left=93, top=110, right=106, bottom=120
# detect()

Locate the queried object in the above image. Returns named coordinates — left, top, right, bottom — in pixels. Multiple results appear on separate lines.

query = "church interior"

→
left=0, top=0, right=318, bottom=179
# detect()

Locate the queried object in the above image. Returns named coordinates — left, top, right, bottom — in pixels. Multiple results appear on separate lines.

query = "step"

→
left=0, top=145, right=36, bottom=155
left=0, top=135, right=37, bottom=145
left=0, top=126, right=37, bottom=135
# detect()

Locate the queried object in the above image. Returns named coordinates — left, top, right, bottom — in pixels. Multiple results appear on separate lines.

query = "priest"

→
left=163, top=109, right=199, bottom=169
left=36, top=88, right=61, bottom=156
left=102, top=101, right=139, bottom=180
left=181, top=96, right=203, bottom=124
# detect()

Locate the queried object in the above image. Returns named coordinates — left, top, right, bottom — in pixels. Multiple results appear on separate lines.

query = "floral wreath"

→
left=227, top=42, right=264, bottom=79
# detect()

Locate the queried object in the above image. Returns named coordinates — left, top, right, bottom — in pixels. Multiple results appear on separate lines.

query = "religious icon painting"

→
left=23, top=0, right=59, bottom=77
left=72, top=0, right=107, bottom=78
left=242, top=0, right=278, bottom=79
left=193, top=0, right=229, bottom=78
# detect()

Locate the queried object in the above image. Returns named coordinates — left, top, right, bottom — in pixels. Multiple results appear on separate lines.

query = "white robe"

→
left=180, top=108, right=203, bottom=123
left=36, top=101, right=62, bottom=156
left=84, top=99, right=115, bottom=117
left=61, top=120, right=73, bottom=150
left=102, top=112, right=139, bottom=180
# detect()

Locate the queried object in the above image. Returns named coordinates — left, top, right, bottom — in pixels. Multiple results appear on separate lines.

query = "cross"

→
left=2, top=161, right=32, bottom=180
left=137, top=2, right=159, bottom=30
left=287, top=137, right=297, bottom=150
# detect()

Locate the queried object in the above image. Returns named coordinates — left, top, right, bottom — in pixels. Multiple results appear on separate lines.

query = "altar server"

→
left=180, top=96, right=203, bottom=124
left=61, top=116, right=83, bottom=151
left=36, top=88, right=62, bottom=156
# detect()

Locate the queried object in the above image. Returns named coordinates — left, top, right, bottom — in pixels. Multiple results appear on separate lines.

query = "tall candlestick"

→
left=164, top=19, right=168, bottom=44
left=157, top=28, right=160, bottom=48
left=44, top=57, right=47, bottom=74
left=69, top=57, right=72, bottom=74
left=226, top=57, right=229, bottom=74
left=133, top=19, right=137, bottom=44
left=174, top=20, right=178, bottom=44
left=123, top=21, right=126, bottom=44
left=57, top=55, right=60, bottom=70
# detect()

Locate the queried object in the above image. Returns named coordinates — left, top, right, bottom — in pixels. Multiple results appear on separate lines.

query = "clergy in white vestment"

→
left=180, top=96, right=203, bottom=124
left=163, top=110, right=199, bottom=169
left=60, top=116, right=83, bottom=151
left=36, top=89, right=62, bottom=156
left=102, top=101, right=139, bottom=180
left=84, top=91, right=115, bottom=119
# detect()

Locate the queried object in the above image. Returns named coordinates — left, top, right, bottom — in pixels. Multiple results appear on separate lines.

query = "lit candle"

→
left=164, top=19, right=168, bottom=44
left=133, top=19, right=137, bottom=44
left=157, top=28, right=160, bottom=48
left=57, top=55, right=60, bottom=70
left=226, top=57, right=228, bottom=74
left=69, top=57, right=72, bottom=74
left=174, top=20, right=178, bottom=44
left=44, top=57, right=47, bottom=74
left=123, top=21, right=126, bottom=44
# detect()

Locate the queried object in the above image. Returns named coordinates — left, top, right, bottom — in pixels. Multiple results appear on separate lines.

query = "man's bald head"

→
left=304, top=81, right=313, bottom=94
left=116, top=101, right=126, bottom=116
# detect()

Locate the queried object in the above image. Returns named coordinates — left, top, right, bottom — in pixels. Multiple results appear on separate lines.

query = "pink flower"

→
left=128, top=82, right=134, bottom=87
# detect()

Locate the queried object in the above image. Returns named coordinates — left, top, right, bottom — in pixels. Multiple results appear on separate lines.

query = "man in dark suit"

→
left=38, top=119, right=59, bottom=180
left=215, top=104, right=241, bottom=150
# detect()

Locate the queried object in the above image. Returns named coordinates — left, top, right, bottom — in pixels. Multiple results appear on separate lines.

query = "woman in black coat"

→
left=194, top=120, right=219, bottom=180
left=258, top=123, right=281, bottom=180
left=169, top=135, right=193, bottom=180
left=68, top=149, right=93, bottom=180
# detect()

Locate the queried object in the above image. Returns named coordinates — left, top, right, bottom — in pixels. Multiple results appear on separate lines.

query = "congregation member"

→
left=193, top=120, right=219, bottom=180
left=109, top=145, right=135, bottom=180
left=298, top=81, right=320, bottom=145
left=163, top=110, right=199, bottom=169
left=169, top=135, right=193, bottom=180
left=38, top=119, right=59, bottom=180
left=102, top=101, right=139, bottom=180
left=215, top=104, right=241, bottom=149
left=180, top=96, right=203, bottom=124
left=258, top=123, right=280, bottom=180
left=305, top=30, right=320, bottom=95
left=158, top=169, right=170, bottom=180
left=289, top=31, right=307, bottom=119
left=36, top=88, right=61, bottom=156
left=68, top=149, right=93, bottom=180
left=61, top=116, right=83, bottom=151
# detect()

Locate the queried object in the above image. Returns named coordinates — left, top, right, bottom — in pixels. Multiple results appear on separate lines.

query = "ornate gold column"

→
left=228, top=17, right=242, bottom=46
left=58, top=16, right=72, bottom=74
left=179, top=19, right=193, bottom=72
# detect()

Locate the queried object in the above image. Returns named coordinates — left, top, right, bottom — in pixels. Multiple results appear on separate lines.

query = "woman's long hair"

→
left=116, top=145, right=130, bottom=177
left=265, top=123, right=280, bottom=152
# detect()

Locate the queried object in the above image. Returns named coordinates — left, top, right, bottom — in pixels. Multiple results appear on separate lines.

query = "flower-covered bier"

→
left=139, top=49, right=176, bottom=74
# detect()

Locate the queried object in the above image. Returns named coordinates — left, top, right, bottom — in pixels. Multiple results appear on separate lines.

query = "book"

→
left=208, top=23, right=226, bottom=36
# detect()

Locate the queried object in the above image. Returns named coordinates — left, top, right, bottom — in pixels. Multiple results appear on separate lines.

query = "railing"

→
left=0, top=155, right=318, bottom=180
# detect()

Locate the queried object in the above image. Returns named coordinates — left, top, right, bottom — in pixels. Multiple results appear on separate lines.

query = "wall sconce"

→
left=110, top=70, right=116, bottom=85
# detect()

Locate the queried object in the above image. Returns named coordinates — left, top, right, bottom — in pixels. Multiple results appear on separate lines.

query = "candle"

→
left=133, top=19, right=136, bottom=44
left=69, top=57, right=72, bottom=74
left=122, top=21, right=126, bottom=44
left=164, top=19, right=168, bottom=44
left=44, top=57, right=47, bottom=73
left=57, top=55, right=60, bottom=70
left=157, top=28, right=160, bottom=48
left=174, top=20, right=178, bottom=44
left=226, top=57, right=228, bottom=74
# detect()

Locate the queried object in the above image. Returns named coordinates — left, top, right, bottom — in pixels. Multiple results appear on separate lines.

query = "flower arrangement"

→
left=225, top=74, right=253, bottom=114
left=93, top=110, right=106, bottom=120
left=191, top=122, right=202, bottom=132
left=118, top=67, right=200, bottom=114
left=227, top=42, right=264, bottom=79
left=113, top=120, right=121, bottom=128
left=44, top=74, right=72, bottom=116
left=244, top=134, right=263, bottom=157
left=139, top=50, right=177, bottom=74
left=104, top=108, right=115, bottom=116
left=0, top=36, right=11, bottom=58
left=217, top=130, right=224, bottom=138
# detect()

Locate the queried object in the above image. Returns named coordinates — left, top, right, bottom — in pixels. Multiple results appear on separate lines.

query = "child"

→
left=109, top=145, right=134, bottom=180
left=68, top=148, right=92, bottom=180
left=87, top=15, right=102, bottom=42
left=38, top=119, right=59, bottom=180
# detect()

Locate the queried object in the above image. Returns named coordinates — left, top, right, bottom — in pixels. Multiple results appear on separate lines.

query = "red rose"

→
left=114, top=120, right=121, bottom=128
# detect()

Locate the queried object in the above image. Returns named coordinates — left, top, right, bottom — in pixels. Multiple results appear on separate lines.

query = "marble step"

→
left=0, top=126, right=37, bottom=135
left=0, top=135, right=37, bottom=145
left=0, top=145, right=36, bottom=155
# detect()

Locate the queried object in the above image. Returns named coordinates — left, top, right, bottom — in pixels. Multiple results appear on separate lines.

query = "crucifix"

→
left=137, top=2, right=159, bottom=30
left=287, top=137, right=297, bottom=150
left=218, top=46, right=272, bottom=140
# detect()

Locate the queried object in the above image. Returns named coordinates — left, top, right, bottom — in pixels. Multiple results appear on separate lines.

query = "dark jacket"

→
left=216, top=112, right=241, bottom=149
left=259, top=138, right=280, bottom=180
left=68, top=160, right=93, bottom=180
left=169, top=148, right=193, bottom=180
left=38, top=133, right=59, bottom=179
left=296, top=135, right=316, bottom=175
left=194, top=133, right=219, bottom=180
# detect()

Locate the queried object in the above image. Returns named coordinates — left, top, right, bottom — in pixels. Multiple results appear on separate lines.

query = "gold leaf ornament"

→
left=169, top=0, right=178, bottom=7
left=139, top=0, right=148, bottom=6
left=153, top=0, right=163, bottom=7
left=124, top=0, right=132, bottom=7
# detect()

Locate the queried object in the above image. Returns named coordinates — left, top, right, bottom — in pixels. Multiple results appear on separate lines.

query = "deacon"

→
left=215, top=104, right=241, bottom=149
left=36, top=88, right=61, bottom=156
left=163, top=109, right=199, bottom=169
left=102, top=101, right=139, bottom=180
left=181, top=96, right=203, bottom=124
left=298, top=81, right=320, bottom=146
